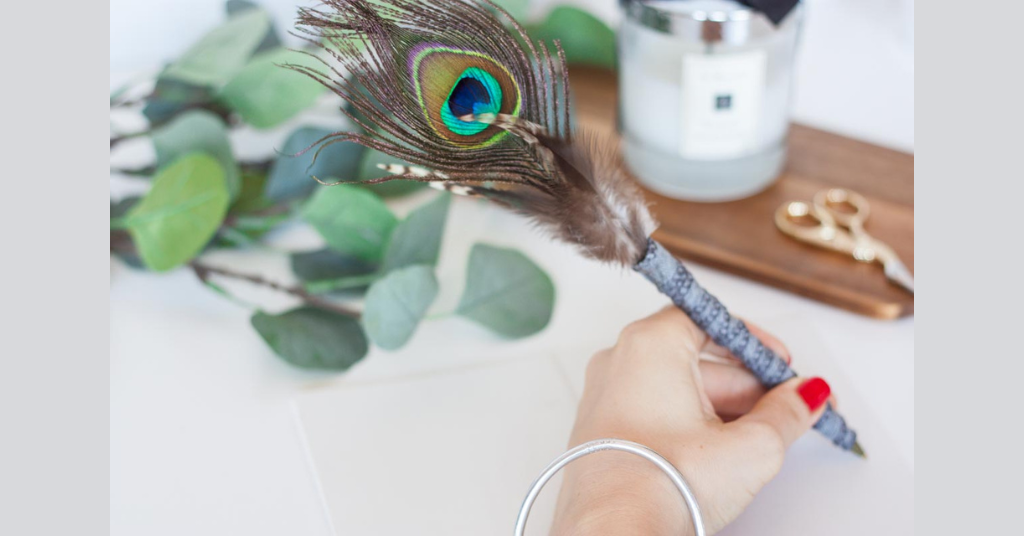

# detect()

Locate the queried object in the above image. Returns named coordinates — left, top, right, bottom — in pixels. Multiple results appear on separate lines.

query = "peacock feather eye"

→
left=441, top=67, right=502, bottom=136
left=409, top=44, right=521, bottom=148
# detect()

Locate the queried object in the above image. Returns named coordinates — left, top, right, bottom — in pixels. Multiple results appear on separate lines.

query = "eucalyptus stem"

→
left=190, top=261, right=360, bottom=319
left=303, top=273, right=381, bottom=294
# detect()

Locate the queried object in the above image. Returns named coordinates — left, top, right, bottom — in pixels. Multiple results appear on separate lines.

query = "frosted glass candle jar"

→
left=619, top=0, right=804, bottom=201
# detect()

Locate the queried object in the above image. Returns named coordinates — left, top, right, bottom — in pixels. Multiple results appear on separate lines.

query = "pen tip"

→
left=850, top=441, right=867, bottom=459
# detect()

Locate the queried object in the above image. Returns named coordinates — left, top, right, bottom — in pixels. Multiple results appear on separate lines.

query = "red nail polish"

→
left=797, top=377, right=831, bottom=411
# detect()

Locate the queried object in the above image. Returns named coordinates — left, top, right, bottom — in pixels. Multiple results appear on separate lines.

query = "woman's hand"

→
left=550, top=307, right=834, bottom=536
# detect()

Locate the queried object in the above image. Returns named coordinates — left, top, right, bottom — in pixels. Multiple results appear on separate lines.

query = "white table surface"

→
left=110, top=199, right=913, bottom=536
left=110, top=3, right=913, bottom=532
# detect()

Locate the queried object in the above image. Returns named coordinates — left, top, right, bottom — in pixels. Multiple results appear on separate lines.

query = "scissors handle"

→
left=774, top=201, right=860, bottom=256
left=813, top=188, right=871, bottom=231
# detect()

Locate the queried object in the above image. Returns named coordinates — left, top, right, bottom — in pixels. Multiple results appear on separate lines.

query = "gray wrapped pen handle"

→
left=634, top=239, right=858, bottom=452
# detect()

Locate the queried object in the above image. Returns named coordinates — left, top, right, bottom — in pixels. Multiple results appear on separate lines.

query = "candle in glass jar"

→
left=618, top=0, right=804, bottom=201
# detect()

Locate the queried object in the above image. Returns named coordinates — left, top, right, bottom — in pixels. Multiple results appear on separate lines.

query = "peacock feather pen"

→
left=290, top=0, right=862, bottom=456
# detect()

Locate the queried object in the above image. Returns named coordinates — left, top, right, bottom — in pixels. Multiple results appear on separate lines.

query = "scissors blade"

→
left=882, top=258, right=915, bottom=294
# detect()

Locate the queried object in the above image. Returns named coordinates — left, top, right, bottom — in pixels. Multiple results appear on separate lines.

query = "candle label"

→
left=679, top=49, right=767, bottom=160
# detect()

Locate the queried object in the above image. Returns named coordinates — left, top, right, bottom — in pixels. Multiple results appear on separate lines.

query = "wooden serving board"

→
left=570, top=68, right=914, bottom=319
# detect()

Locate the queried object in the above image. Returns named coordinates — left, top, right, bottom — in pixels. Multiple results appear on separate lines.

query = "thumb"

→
left=710, top=378, right=834, bottom=504
left=735, top=377, right=831, bottom=448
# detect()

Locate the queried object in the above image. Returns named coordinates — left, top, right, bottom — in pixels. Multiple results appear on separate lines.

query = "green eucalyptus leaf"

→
left=213, top=226, right=258, bottom=249
left=456, top=244, right=555, bottom=338
left=231, top=170, right=271, bottom=214
left=219, top=48, right=326, bottom=129
left=151, top=110, right=240, bottom=198
left=301, top=184, right=397, bottom=261
left=362, top=265, right=439, bottom=350
left=251, top=307, right=368, bottom=370
left=113, top=252, right=148, bottom=271
left=110, top=196, right=141, bottom=219
left=142, top=77, right=216, bottom=126
left=225, top=0, right=282, bottom=53
left=215, top=211, right=290, bottom=248
left=529, top=7, right=616, bottom=69
left=354, top=148, right=425, bottom=198
left=381, top=193, right=450, bottom=273
left=341, top=77, right=381, bottom=131
left=491, top=0, right=530, bottom=22
left=163, top=9, right=271, bottom=86
left=291, top=248, right=379, bottom=282
left=124, top=153, right=230, bottom=271
left=266, top=127, right=364, bottom=201
left=225, top=0, right=261, bottom=15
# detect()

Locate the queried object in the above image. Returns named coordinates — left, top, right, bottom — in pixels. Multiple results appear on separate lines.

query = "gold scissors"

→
left=775, top=188, right=914, bottom=294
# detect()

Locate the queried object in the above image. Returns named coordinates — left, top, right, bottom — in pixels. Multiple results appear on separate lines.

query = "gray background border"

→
left=1, top=0, right=1014, bottom=533
left=1, top=0, right=109, bottom=534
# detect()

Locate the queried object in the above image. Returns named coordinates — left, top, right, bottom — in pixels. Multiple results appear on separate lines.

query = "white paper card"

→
left=293, top=356, right=577, bottom=535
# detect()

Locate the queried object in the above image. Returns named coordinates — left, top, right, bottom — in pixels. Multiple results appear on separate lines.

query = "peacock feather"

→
left=291, top=0, right=655, bottom=266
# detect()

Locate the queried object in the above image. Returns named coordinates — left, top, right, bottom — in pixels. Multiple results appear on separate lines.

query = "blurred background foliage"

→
left=110, top=0, right=613, bottom=370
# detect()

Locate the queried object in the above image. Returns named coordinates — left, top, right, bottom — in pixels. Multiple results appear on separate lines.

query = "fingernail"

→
left=797, top=377, right=831, bottom=412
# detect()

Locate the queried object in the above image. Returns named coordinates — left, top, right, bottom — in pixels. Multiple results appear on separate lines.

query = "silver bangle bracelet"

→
left=514, top=438, right=706, bottom=536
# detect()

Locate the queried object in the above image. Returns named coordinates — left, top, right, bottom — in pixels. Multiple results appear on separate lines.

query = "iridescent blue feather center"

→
left=440, top=67, right=502, bottom=136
